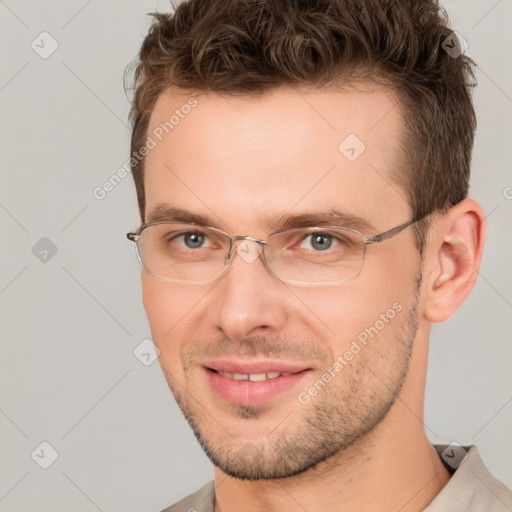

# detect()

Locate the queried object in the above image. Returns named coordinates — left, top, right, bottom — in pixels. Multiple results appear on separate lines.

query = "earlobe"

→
left=424, top=199, right=485, bottom=323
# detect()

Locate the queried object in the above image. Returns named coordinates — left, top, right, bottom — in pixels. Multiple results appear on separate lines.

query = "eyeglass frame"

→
left=126, top=215, right=426, bottom=285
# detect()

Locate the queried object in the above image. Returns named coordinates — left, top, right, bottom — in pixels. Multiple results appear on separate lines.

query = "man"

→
left=125, top=0, right=512, bottom=510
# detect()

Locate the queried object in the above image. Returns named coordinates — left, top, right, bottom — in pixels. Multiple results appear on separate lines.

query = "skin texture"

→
left=140, top=84, right=485, bottom=512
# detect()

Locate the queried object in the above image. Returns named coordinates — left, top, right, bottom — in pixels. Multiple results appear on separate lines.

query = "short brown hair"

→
left=127, top=0, right=477, bottom=251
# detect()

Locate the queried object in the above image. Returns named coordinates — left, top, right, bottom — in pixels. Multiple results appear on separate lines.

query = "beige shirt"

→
left=161, top=445, right=512, bottom=512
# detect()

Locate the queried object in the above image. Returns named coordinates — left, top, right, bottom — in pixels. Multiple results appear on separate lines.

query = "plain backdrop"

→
left=1, top=1, right=511, bottom=510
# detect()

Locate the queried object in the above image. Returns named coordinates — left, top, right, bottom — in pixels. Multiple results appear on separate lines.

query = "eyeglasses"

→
left=126, top=218, right=423, bottom=286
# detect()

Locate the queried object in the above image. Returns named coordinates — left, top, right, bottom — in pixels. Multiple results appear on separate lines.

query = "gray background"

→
left=1, top=1, right=511, bottom=510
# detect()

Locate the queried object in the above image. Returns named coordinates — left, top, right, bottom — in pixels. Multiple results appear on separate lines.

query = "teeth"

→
left=218, top=370, right=289, bottom=381
left=249, top=373, right=267, bottom=382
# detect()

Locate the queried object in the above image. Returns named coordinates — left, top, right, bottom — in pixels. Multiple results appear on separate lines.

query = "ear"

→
left=423, top=198, right=486, bottom=323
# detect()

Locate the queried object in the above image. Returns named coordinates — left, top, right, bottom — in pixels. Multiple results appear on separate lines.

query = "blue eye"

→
left=308, top=233, right=333, bottom=251
left=182, top=232, right=205, bottom=249
left=165, top=230, right=211, bottom=250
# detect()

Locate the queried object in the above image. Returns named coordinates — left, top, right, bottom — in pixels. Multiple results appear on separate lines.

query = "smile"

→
left=216, top=370, right=293, bottom=381
left=202, top=362, right=312, bottom=406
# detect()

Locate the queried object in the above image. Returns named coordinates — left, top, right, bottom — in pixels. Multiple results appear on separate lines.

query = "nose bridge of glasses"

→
left=226, top=236, right=268, bottom=266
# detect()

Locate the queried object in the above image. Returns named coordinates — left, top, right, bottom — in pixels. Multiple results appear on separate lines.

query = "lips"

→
left=202, top=359, right=312, bottom=406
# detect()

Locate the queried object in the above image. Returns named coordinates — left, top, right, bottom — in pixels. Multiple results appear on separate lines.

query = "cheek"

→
left=142, top=275, right=208, bottom=366
left=291, top=261, right=414, bottom=345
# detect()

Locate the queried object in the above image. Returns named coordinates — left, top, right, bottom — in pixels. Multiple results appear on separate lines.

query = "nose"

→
left=206, top=238, right=289, bottom=341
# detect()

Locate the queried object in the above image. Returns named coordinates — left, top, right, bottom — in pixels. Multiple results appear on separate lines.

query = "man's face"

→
left=141, top=85, right=423, bottom=479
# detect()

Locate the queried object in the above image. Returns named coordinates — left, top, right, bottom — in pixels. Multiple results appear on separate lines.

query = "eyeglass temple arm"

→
left=127, top=222, right=152, bottom=241
left=364, top=217, right=423, bottom=245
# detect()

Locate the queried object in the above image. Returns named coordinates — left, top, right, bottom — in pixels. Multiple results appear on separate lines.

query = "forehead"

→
left=143, top=85, right=408, bottom=234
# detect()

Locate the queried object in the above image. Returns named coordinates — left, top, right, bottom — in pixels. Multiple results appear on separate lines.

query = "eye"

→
left=300, top=232, right=336, bottom=251
left=171, top=231, right=211, bottom=249
left=183, top=232, right=204, bottom=249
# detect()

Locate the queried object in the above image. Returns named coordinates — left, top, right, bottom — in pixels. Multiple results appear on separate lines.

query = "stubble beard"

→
left=162, top=279, right=421, bottom=481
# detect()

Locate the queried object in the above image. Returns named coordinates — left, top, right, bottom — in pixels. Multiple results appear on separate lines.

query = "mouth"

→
left=214, top=370, right=294, bottom=381
left=202, top=360, right=312, bottom=407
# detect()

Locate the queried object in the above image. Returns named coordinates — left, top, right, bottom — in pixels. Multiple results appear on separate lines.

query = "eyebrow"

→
left=146, top=205, right=214, bottom=226
left=267, top=209, right=376, bottom=234
left=145, top=204, right=377, bottom=234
